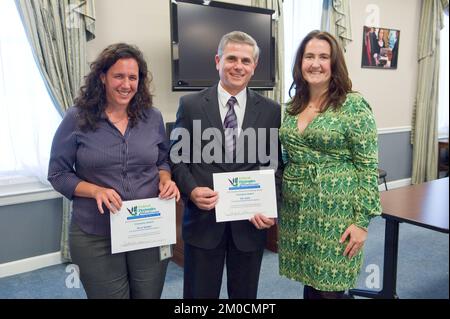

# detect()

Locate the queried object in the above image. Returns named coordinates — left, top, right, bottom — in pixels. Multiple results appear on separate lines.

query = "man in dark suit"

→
left=362, top=26, right=377, bottom=67
left=390, top=30, right=400, bottom=68
left=170, top=31, right=282, bottom=299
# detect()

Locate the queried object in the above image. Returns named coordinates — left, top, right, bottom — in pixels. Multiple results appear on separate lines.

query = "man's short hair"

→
left=217, top=31, right=260, bottom=62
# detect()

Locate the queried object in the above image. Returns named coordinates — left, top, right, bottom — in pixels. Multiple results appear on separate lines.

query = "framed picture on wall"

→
left=361, top=26, right=400, bottom=69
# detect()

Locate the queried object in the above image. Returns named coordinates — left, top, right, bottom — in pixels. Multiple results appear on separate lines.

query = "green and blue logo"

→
left=126, top=204, right=160, bottom=220
left=227, top=176, right=260, bottom=190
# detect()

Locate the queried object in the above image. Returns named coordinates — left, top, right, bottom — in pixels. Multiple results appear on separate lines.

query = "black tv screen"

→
left=170, top=0, right=275, bottom=91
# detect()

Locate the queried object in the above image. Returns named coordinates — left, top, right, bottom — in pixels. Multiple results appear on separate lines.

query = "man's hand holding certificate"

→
left=213, top=169, right=277, bottom=223
left=110, top=197, right=176, bottom=254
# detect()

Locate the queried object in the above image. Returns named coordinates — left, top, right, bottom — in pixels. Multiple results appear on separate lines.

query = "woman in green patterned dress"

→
left=278, top=30, right=381, bottom=299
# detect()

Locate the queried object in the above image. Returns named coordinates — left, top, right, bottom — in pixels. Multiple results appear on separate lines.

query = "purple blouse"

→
left=48, top=106, right=170, bottom=236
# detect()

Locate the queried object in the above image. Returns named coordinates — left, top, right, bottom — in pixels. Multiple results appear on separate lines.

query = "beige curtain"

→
left=321, top=0, right=352, bottom=51
left=15, top=0, right=96, bottom=261
left=251, top=0, right=285, bottom=105
left=411, top=0, right=448, bottom=184
left=15, top=0, right=95, bottom=114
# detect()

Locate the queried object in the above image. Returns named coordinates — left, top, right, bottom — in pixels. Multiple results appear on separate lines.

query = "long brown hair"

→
left=75, top=43, right=153, bottom=131
left=287, top=30, right=352, bottom=116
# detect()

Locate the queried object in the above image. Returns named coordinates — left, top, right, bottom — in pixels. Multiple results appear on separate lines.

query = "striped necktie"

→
left=223, top=96, right=238, bottom=156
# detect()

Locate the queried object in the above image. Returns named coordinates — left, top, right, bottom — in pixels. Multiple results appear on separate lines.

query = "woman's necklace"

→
left=307, top=104, right=321, bottom=112
left=106, top=111, right=128, bottom=124
left=109, top=116, right=128, bottom=124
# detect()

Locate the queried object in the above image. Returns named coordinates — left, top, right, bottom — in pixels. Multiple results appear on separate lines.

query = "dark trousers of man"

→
left=183, top=223, right=264, bottom=299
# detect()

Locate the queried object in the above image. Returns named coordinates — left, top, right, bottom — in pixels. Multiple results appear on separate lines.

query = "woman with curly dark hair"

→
left=48, top=43, right=179, bottom=299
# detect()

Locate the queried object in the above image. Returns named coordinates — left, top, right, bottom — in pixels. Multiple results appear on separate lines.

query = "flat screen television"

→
left=170, top=0, right=275, bottom=91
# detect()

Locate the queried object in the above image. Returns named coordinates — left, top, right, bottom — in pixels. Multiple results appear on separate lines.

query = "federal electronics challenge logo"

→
left=228, top=177, right=261, bottom=190
left=126, top=204, right=160, bottom=220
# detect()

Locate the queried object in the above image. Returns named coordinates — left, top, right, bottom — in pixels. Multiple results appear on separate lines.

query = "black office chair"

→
left=378, top=168, right=388, bottom=191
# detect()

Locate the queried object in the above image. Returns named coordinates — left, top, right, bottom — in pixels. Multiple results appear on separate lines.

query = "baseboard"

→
left=0, top=251, right=63, bottom=279
left=379, top=178, right=412, bottom=192
left=377, top=126, right=411, bottom=135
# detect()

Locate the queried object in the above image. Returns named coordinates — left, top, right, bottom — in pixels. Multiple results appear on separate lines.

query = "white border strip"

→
left=378, top=178, right=412, bottom=192
left=0, top=252, right=62, bottom=279
left=386, top=178, right=412, bottom=189
left=377, top=126, right=412, bottom=135
left=0, top=189, right=62, bottom=207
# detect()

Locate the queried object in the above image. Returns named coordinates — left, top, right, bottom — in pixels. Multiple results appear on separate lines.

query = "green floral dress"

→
left=278, top=93, right=381, bottom=291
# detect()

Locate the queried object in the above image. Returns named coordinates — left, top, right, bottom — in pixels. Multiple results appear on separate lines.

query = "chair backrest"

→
left=378, top=168, right=388, bottom=190
left=378, top=168, right=387, bottom=179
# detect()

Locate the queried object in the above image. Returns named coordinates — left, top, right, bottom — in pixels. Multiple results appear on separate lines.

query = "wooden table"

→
left=350, top=177, right=449, bottom=299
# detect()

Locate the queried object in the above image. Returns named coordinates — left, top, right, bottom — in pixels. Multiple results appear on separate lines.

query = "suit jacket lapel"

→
left=236, top=89, right=262, bottom=158
left=201, top=85, right=225, bottom=146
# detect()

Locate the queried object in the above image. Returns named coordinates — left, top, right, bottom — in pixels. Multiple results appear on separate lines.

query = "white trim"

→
left=0, top=175, right=39, bottom=185
left=0, top=189, right=62, bottom=207
left=378, top=178, right=412, bottom=192
left=0, top=183, right=62, bottom=207
left=0, top=252, right=63, bottom=279
left=377, top=126, right=412, bottom=135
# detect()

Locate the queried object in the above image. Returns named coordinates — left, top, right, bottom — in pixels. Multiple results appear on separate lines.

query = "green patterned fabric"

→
left=278, top=93, right=381, bottom=291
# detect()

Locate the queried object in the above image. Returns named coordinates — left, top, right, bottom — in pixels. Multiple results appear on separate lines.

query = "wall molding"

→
left=0, top=252, right=62, bottom=279
left=377, top=126, right=412, bottom=135
left=379, top=178, right=412, bottom=192
left=0, top=180, right=62, bottom=207
left=0, top=189, right=62, bottom=207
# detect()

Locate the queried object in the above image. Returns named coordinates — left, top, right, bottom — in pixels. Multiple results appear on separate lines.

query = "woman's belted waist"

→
left=283, top=161, right=352, bottom=184
left=284, top=162, right=322, bottom=184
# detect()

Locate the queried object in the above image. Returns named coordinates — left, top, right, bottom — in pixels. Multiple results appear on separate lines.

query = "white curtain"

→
left=252, top=0, right=285, bottom=105
left=14, top=0, right=96, bottom=262
left=283, top=0, right=322, bottom=102
left=0, top=0, right=62, bottom=183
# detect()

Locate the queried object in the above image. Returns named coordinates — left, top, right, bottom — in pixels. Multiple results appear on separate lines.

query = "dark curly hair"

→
left=287, top=30, right=352, bottom=116
left=75, top=43, right=153, bottom=131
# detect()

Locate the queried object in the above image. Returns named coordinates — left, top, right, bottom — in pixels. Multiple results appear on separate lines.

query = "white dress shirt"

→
left=217, top=83, right=247, bottom=137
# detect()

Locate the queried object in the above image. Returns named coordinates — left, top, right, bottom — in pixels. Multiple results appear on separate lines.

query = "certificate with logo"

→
left=110, top=197, right=176, bottom=254
left=213, top=169, right=277, bottom=222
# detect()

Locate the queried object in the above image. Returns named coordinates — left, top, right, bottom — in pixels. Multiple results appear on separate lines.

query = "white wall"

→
left=346, top=0, right=421, bottom=130
left=87, top=0, right=252, bottom=123
left=87, top=0, right=420, bottom=129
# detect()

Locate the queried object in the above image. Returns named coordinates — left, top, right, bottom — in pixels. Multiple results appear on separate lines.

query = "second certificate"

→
left=213, top=169, right=277, bottom=222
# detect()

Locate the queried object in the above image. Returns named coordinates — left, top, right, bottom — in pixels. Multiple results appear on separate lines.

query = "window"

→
left=438, top=11, right=449, bottom=138
left=283, top=0, right=322, bottom=102
left=0, top=0, right=62, bottom=185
